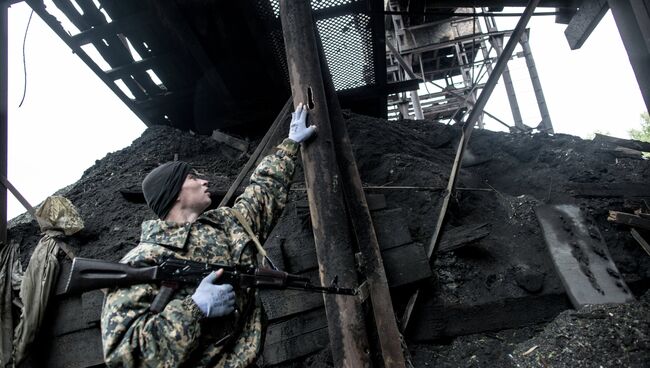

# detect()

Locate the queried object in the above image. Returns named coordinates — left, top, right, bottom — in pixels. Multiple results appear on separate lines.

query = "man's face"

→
left=176, top=173, right=211, bottom=213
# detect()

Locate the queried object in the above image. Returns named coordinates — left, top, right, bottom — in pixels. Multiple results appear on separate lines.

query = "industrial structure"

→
left=0, top=1, right=649, bottom=367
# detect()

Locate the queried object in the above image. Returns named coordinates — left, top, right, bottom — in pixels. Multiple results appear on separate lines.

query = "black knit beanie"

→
left=142, top=161, right=191, bottom=219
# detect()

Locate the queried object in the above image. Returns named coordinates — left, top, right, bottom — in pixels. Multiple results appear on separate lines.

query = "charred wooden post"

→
left=279, top=1, right=371, bottom=367
left=0, top=1, right=7, bottom=244
left=318, top=39, right=406, bottom=368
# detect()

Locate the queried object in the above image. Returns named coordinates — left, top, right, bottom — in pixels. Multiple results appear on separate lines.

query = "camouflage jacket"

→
left=101, top=139, right=299, bottom=368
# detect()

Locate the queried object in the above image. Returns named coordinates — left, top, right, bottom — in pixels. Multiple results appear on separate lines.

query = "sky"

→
left=4, top=3, right=648, bottom=219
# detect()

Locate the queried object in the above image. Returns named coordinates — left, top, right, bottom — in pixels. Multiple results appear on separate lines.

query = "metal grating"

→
left=263, top=0, right=359, bottom=18
left=317, top=14, right=375, bottom=90
left=254, top=0, right=376, bottom=92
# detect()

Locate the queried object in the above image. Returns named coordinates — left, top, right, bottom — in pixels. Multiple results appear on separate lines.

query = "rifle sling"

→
left=231, top=209, right=267, bottom=259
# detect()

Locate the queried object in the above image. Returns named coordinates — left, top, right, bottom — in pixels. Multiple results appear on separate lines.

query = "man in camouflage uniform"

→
left=101, top=104, right=315, bottom=368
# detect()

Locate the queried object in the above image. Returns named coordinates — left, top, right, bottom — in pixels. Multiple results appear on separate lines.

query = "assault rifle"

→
left=64, top=256, right=358, bottom=296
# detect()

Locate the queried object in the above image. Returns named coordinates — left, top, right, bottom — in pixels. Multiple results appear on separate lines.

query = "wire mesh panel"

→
left=254, top=0, right=376, bottom=91
left=317, top=14, right=375, bottom=90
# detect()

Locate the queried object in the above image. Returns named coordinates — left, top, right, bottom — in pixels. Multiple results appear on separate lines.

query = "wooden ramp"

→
left=535, top=204, right=635, bottom=309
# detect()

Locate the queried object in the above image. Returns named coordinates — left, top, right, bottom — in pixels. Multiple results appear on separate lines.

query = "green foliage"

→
left=628, top=112, right=650, bottom=142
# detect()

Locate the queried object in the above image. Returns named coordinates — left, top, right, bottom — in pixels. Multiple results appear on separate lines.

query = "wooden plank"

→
left=438, top=223, right=491, bottom=253
left=260, top=269, right=324, bottom=321
left=596, top=146, right=645, bottom=159
left=564, top=0, right=609, bottom=50
left=536, top=204, right=635, bottom=309
left=49, top=295, right=87, bottom=337
left=280, top=1, right=370, bottom=365
left=567, top=182, right=650, bottom=198
left=211, top=130, right=249, bottom=153
left=382, top=243, right=432, bottom=288
left=264, top=307, right=327, bottom=346
left=608, top=211, right=650, bottom=231
left=45, top=327, right=104, bottom=368
left=217, top=98, right=292, bottom=208
left=372, top=208, right=413, bottom=250
left=593, top=133, right=650, bottom=152
left=70, top=11, right=155, bottom=46
left=262, top=309, right=329, bottom=366
left=365, top=193, right=387, bottom=211
left=407, top=293, right=571, bottom=341
left=630, top=228, right=650, bottom=256
left=281, top=235, right=317, bottom=274
left=82, top=290, right=104, bottom=326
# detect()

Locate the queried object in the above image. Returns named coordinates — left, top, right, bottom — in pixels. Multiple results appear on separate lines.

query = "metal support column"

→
left=0, top=1, right=8, bottom=244
left=520, top=30, right=554, bottom=133
left=484, top=12, right=525, bottom=129
left=387, top=0, right=423, bottom=119
left=608, top=0, right=650, bottom=112
left=454, top=42, right=484, bottom=127
left=279, top=1, right=371, bottom=366
left=401, top=0, right=542, bottom=332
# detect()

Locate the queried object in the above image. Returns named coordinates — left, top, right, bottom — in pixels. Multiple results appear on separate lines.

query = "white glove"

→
left=191, top=269, right=236, bottom=318
left=289, top=103, right=316, bottom=143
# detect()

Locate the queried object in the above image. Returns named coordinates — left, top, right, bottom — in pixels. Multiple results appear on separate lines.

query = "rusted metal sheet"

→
left=536, top=204, right=635, bottom=308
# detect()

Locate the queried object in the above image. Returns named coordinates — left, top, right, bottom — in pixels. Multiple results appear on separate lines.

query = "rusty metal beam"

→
left=279, top=1, right=371, bottom=366
left=319, top=35, right=406, bottom=368
left=401, top=0, right=543, bottom=332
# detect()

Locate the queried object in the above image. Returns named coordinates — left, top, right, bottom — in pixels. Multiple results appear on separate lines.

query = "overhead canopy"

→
left=23, top=0, right=580, bottom=135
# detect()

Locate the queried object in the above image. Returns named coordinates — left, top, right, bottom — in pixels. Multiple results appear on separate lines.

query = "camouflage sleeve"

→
left=101, top=284, right=204, bottom=368
left=230, top=138, right=299, bottom=240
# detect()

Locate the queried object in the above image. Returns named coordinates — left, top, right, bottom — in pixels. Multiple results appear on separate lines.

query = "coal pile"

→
left=8, top=112, right=650, bottom=367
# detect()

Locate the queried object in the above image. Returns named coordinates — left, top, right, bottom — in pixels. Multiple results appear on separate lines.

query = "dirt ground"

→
left=8, top=112, right=650, bottom=367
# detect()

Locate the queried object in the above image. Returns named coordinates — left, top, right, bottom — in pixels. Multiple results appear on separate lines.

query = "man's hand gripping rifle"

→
left=64, top=256, right=358, bottom=297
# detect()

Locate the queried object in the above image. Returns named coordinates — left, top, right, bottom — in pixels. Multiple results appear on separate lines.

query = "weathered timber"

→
left=402, top=0, right=543, bottom=331
left=372, top=208, right=413, bottom=250
left=82, top=290, right=104, bottom=326
left=538, top=205, right=635, bottom=309
left=262, top=308, right=329, bottom=365
left=49, top=295, right=88, bottom=337
left=567, top=182, right=650, bottom=198
left=218, top=98, right=292, bottom=208
left=631, top=229, right=650, bottom=256
left=260, top=270, right=325, bottom=321
left=608, top=211, right=650, bottom=231
left=596, top=146, right=645, bottom=159
left=281, top=235, right=317, bottom=274
left=438, top=223, right=491, bottom=253
left=279, top=2, right=370, bottom=366
left=381, top=243, right=432, bottom=288
left=0, top=175, right=35, bottom=216
left=407, top=293, right=571, bottom=341
left=211, top=130, right=249, bottom=153
left=564, top=0, right=608, bottom=49
left=44, top=327, right=104, bottom=368
left=594, top=133, right=650, bottom=152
